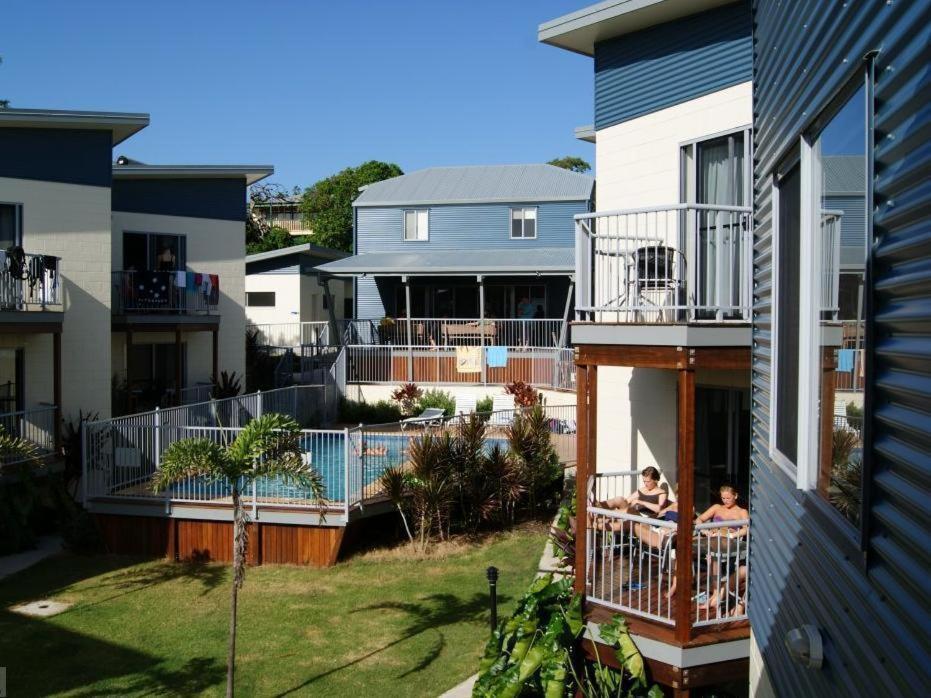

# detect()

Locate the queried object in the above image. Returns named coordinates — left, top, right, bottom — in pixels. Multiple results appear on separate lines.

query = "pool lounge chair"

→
left=452, top=394, right=477, bottom=422
left=488, top=394, right=516, bottom=428
left=400, top=407, right=446, bottom=431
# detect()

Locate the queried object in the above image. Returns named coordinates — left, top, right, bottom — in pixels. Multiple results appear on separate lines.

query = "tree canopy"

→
left=547, top=156, right=591, bottom=174
left=246, top=183, right=304, bottom=254
left=300, top=161, right=403, bottom=252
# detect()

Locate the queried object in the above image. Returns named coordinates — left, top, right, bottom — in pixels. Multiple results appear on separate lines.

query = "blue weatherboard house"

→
left=318, top=164, right=594, bottom=325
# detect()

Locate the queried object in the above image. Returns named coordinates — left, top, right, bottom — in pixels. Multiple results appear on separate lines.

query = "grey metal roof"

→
left=113, top=162, right=274, bottom=186
left=823, top=155, right=865, bottom=195
left=315, top=247, right=574, bottom=276
left=352, top=164, right=594, bottom=208
left=245, top=242, right=348, bottom=264
left=0, top=107, right=150, bottom=145
left=538, top=0, right=733, bottom=56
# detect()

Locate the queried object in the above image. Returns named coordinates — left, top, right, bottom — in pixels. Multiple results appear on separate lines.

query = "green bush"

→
left=476, top=395, right=494, bottom=414
left=338, top=398, right=404, bottom=425
left=416, top=389, right=456, bottom=417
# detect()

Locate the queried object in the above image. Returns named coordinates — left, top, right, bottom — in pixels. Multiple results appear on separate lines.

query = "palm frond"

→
left=0, top=427, right=42, bottom=468
left=379, top=466, right=410, bottom=505
left=152, top=438, right=230, bottom=493
left=227, top=413, right=300, bottom=466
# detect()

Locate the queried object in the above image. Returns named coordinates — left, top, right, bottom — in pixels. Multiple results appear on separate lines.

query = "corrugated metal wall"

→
left=593, top=1, right=751, bottom=130
left=355, top=200, right=588, bottom=253
left=751, top=1, right=930, bottom=695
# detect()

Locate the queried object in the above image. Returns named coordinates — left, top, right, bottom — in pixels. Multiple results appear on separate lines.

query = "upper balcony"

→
left=111, top=270, right=221, bottom=329
left=0, top=251, right=63, bottom=330
left=573, top=204, right=753, bottom=347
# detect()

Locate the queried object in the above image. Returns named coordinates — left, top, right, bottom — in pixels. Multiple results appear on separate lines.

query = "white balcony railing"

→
left=0, top=405, right=58, bottom=464
left=575, top=204, right=753, bottom=323
left=0, top=252, right=62, bottom=312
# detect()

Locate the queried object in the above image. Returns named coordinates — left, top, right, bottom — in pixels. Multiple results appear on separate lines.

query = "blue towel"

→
left=485, top=346, right=508, bottom=368
left=837, top=349, right=855, bottom=373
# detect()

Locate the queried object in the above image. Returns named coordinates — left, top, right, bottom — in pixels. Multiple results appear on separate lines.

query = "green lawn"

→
left=0, top=525, right=546, bottom=697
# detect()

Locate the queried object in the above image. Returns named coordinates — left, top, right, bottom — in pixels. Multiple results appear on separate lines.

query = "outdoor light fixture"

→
left=785, top=625, right=823, bottom=669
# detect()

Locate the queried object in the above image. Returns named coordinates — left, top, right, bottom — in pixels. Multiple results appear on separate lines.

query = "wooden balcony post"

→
left=575, top=360, right=596, bottom=595
left=403, top=276, right=413, bottom=381
left=478, top=275, right=486, bottom=385
left=675, top=367, right=696, bottom=643
left=175, top=329, right=183, bottom=407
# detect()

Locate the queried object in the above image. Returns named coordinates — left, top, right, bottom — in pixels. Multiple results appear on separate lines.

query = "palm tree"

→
left=151, top=413, right=325, bottom=698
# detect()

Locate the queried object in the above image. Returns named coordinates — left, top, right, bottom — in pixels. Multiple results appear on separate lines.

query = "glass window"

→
left=510, top=208, right=537, bottom=239
left=811, top=84, right=867, bottom=527
left=0, top=204, right=23, bottom=250
left=774, top=162, right=802, bottom=468
left=404, top=210, right=428, bottom=241
left=122, top=232, right=186, bottom=271
left=246, top=292, right=276, bottom=307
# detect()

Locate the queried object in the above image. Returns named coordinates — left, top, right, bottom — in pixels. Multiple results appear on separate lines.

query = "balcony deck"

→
left=0, top=252, right=63, bottom=329
left=111, top=270, right=220, bottom=328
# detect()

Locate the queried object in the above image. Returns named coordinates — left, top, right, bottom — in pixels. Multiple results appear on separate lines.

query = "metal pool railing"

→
left=0, top=405, right=58, bottom=464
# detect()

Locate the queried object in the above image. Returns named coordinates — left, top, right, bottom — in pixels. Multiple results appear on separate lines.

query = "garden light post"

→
left=487, top=565, right=499, bottom=631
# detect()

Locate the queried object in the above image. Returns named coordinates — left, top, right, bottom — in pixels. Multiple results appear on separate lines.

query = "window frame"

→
left=768, top=59, right=874, bottom=548
left=0, top=202, right=24, bottom=248
left=509, top=207, right=538, bottom=240
left=679, top=125, right=753, bottom=206
left=403, top=209, right=429, bottom=242
left=246, top=291, right=276, bottom=307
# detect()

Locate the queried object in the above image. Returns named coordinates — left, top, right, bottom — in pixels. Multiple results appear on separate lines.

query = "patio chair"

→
left=400, top=407, right=446, bottom=431
left=451, top=394, right=477, bottom=423
left=629, top=245, right=684, bottom=322
left=487, top=394, right=516, bottom=428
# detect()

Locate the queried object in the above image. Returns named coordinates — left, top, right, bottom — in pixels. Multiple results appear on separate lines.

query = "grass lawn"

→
left=0, top=524, right=546, bottom=697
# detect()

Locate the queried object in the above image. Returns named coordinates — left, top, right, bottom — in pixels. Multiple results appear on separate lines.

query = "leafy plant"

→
left=245, top=328, right=279, bottom=392
left=338, top=398, right=403, bottom=424
left=416, top=388, right=456, bottom=417
left=151, top=413, right=325, bottom=697
left=378, top=466, right=414, bottom=543
left=477, top=395, right=494, bottom=415
left=506, top=381, right=540, bottom=408
left=390, top=382, right=423, bottom=417
left=550, top=487, right=577, bottom=570
left=473, top=575, right=659, bottom=697
left=830, top=457, right=862, bottom=527
left=212, top=371, right=242, bottom=399
left=0, top=427, right=44, bottom=554
left=407, top=433, right=454, bottom=548
left=61, top=411, right=98, bottom=497
left=508, top=406, right=561, bottom=513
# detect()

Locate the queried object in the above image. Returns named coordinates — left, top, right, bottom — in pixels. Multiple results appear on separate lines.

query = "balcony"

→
left=574, top=204, right=752, bottom=346
left=112, top=270, right=220, bottom=325
left=0, top=252, right=63, bottom=326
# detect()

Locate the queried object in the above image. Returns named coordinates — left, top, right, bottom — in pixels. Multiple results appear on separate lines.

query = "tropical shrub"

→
left=473, top=575, right=660, bottom=697
left=338, top=398, right=404, bottom=424
left=390, top=382, right=423, bottom=416
left=416, top=388, right=456, bottom=417
left=477, top=395, right=494, bottom=414
left=506, top=380, right=540, bottom=408
left=508, top=406, right=562, bottom=513
left=212, top=370, right=242, bottom=399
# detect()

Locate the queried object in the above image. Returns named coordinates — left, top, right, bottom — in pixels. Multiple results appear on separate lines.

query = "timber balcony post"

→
left=675, top=367, right=696, bottom=643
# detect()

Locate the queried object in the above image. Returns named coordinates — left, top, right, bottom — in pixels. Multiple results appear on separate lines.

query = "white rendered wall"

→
left=594, top=82, right=752, bottom=210
left=595, top=367, right=678, bottom=490
left=111, top=212, right=246, bottom=385
left=0, top=177, right=113, bottom=419
left=245, top=273, right=301, bottom=326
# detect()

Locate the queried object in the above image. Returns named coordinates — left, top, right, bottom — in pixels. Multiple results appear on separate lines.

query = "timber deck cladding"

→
left=95, top=514, right=344, bottom=567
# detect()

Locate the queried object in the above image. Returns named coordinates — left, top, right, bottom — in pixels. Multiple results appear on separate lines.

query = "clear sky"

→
left=2, top=0, right=594, bottom=190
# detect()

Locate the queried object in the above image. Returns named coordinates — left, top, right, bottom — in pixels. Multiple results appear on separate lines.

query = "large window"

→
left=123, top=232, right=186, bottom=271
left=403, top=210, right=429, bottom=241
left=770, top=69, right=870, bottom=531
left=510, top=208, right=537, bottom=239
left=246, top=292, right=275, bottom=307
left=0, top=203, right=23, bottom=250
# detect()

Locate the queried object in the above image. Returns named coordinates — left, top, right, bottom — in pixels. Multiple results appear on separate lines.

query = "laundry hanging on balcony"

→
left=485, top=345, right=508, bottom=368
left=456, top=346, right=481, bottom=373
left=837, top=349, right=855, bottom=373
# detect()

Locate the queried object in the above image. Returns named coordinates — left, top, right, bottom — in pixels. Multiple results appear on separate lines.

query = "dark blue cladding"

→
left=594, top=1, right=751, bottom=130
left=112, top=177, right=247, bottom=221
left=0, top=128, right=113, bottom=187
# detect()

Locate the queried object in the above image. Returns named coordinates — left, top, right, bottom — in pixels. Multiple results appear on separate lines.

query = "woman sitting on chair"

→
left=597, top=466, right=667, bottom=517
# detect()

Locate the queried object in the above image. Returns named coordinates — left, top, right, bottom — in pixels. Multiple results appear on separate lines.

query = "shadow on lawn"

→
left=0, top=610, right=225, bottom=696
left=275, top=591, right=509, bottom=696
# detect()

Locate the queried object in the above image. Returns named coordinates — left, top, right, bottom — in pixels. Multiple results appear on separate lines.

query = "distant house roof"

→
left=353, top=164, right=594, bottom=208
left=246, top=242, right=348, bottom=265
left=113, top=157, right=274, bottom=185
left=0, top=107, right=149, bottom=145
left=316, top=247, right=574, bottom=276
left=824, top=155, right=866, bottom=195
left=538, top=0, right=735, bottom=56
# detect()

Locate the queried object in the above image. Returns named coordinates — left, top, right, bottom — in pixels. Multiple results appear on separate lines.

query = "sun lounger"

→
left=452, top=394, right=477, bottom=422
left=488, top=394, right=516, bottom=427
left=400, top=407, right=446, bottom=430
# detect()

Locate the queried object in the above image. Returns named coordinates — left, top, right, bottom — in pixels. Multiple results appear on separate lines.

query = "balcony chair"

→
left=628, top=246, right=685, bottom=322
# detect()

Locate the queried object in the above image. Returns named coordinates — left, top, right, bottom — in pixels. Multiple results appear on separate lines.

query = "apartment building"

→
left=540, top=1, right=754, bottom=694
left=0, top=108, right=272, bottom=437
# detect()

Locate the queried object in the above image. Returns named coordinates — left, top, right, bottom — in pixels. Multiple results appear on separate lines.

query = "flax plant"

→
left=151, top=413, right=325, bottom=698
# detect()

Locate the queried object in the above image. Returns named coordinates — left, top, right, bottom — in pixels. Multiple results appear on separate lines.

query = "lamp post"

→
left=486, top=566, right=499, bottom=632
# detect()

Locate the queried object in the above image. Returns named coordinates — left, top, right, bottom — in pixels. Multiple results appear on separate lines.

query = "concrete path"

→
left=0, top=536, right=62, bottom=581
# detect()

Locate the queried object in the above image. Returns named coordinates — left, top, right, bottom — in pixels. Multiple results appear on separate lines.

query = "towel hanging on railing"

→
left=456, top=346, right=481, bottom=373
left=836, top=349, right=855, bottom=373
left=485, top=345, right=508, bottom=368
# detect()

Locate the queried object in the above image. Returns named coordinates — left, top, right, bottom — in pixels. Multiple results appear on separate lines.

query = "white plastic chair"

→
left=488, top=394, right=516, bottom=428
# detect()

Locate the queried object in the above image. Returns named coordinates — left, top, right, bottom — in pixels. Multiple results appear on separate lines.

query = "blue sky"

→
left=1, top=0, right=594, bottom=189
